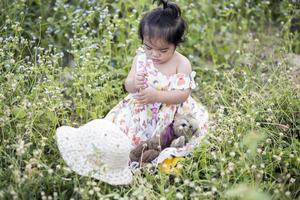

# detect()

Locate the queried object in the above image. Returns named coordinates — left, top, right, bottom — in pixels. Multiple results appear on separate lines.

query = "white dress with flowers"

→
left=105, top=49, right=209, bottom=166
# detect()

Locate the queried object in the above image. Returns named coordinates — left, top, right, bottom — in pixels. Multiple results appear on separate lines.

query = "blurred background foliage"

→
left=0, top=0, right=299, bottom=199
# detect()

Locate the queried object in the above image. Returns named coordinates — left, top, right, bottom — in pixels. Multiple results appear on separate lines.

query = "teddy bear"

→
left=129, top=113, right=200, bottom=165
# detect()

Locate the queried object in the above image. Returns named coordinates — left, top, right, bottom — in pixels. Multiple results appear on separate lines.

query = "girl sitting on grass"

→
left=56, top=0, right=209, bottom=185
left=105, top=0, right=209, bottom=165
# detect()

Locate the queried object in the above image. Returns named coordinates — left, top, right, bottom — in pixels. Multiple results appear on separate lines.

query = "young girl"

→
left=105, top=0, right=209, bottom=164
left=56, top=0, right=208, bottom=184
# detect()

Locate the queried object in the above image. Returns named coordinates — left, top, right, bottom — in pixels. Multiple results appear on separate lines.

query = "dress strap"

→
left=169, top=71, right=197, bottom=90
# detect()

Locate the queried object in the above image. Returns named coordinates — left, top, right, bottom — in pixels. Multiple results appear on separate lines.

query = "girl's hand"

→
left=135, top=71, right=147, bottom=90
left=135, top=87, right=159, bottom=104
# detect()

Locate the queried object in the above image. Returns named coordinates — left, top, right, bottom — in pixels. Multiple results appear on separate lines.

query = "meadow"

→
left=0, top=0, right=299, bottom=199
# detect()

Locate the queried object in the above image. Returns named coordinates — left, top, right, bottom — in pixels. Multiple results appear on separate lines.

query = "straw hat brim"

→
left=56, top=120, right=132, bottom=185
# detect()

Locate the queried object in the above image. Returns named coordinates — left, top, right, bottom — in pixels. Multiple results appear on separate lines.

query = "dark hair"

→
left=138, top=0, right=187, bottom=46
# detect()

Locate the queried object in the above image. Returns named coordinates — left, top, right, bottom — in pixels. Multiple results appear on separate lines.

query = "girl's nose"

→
left=151, top=49, right=160, bottom=58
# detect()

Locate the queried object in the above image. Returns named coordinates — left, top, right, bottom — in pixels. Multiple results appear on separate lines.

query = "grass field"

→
left=0, top=0, right=299, bottom=199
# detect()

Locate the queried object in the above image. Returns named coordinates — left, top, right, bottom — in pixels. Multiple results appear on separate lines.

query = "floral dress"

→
left=105, top=48, right=209, bottom=166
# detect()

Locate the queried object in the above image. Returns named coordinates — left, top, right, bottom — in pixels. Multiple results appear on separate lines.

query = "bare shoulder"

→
left=175, top=51, right=192, bottom=74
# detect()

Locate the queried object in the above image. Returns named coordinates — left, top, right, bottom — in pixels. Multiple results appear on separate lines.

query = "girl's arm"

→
left=124, top=55, right=138, bottom=93
left=157, top=56, right=192, bottom=104
left=157, top=89, right=190, bottom=104
left=136, top=56, right=192, bottom=105
left=136, top=83, right=190, bottom=105
left=124, top=55, right=147, bottom=93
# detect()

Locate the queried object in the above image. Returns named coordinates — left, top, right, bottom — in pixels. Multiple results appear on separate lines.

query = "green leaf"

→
left=12, top=107, right=27, bottom=119
left=46, top=111, right=57, bottom=123
left=242, top=130, right=266, bottom=156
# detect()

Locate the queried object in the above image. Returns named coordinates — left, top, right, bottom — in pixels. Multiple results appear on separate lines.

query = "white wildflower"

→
left=175, top=192, right=184, bottom=199
left=290, top=178, right=296, bottom=183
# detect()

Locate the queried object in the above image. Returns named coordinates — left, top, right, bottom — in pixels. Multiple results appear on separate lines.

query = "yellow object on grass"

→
left=159, top=157, right=185, bottom=175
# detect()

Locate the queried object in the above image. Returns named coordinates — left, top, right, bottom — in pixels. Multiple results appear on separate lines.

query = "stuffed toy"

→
left=130, top=113, right=200, bottom=164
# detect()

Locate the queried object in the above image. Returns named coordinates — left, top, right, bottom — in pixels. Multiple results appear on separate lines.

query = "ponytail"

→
left=153, top=0, right=181, bottom=18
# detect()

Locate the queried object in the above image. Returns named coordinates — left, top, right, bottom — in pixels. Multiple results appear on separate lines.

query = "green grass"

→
left=0, top=0, right=299, bottom=199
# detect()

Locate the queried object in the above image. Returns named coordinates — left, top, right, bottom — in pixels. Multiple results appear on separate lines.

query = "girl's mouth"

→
left=152, top=58, right=160, bottom=63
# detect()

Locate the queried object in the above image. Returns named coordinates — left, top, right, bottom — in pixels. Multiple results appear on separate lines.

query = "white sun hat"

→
left=56, top=119, right=133, bottom=185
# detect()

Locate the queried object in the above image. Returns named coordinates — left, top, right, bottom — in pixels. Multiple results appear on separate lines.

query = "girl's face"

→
left=143, top=37, right=176, bottom=65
